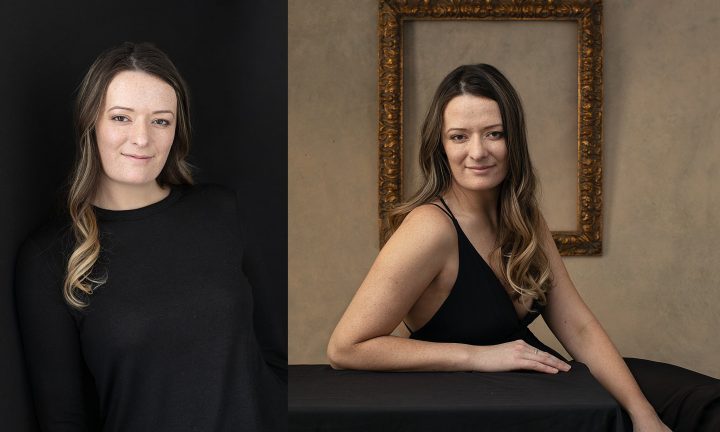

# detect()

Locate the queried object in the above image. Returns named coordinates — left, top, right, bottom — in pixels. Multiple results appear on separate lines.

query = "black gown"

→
left=15, top=184, right=286, bottom=432
left=406, top=198, right=719, bottom=432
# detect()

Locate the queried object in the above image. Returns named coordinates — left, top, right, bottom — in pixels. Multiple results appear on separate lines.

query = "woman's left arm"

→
left=538, top=217, right=669, bottom=431
left=234, top=193, right=287, bottom=384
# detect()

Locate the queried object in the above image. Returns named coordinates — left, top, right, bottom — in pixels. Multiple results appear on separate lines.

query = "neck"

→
left=444, top=182, right=500, bottom=228
left=93, top=178, right=170, bottom=211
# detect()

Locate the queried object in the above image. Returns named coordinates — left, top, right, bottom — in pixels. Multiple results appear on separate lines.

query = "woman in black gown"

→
left=328, top=64, right=718, bottom=431
left=15, top=42, right=285, bottom=431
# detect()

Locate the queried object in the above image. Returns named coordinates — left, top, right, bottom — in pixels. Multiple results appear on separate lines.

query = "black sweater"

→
left=14, top=184, right=286, bottom=432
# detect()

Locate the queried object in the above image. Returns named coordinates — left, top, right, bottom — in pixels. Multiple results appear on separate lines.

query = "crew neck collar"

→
left=93, top=186, right=183, bottom=222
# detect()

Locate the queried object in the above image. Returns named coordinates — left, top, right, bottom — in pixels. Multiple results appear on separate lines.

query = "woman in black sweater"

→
left=15, top=42, right=285, bottom=432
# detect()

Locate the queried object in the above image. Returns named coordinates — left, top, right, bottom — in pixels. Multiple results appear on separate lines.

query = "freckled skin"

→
left=95, top=70, right=177, bottom=199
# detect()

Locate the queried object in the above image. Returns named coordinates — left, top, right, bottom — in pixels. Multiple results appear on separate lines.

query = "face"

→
left=442, top=94, right=508, bottom=194
left=95, top=70, right=177, bottom=190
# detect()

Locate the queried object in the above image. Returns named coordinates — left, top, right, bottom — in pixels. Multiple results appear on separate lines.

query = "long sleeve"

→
left=14, top=232, right=101, bottom=432
left=235, top=194, right=288, bottom=384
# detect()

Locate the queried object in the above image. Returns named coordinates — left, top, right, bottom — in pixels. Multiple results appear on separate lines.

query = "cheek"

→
left=442, top=143, right=462, bottom=166
left=494, top=141, right=509, bottom=164
left=497, top=143, right=510, bottom=178
left=155, top=128, right=176, bottom=157
left=95, top=125, right=123, bottom=163
left=495, top=139, right=508, bottom=154
left=95, top=124, right=119, bottom=149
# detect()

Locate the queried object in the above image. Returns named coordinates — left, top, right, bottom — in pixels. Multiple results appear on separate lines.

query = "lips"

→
left=467, top=165, right=494, bottom=171
left=122, top=153, right=153, bottom=160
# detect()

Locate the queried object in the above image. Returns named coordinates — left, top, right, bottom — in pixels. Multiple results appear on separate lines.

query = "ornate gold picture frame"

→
left=378, top=0, right=603, bottom=255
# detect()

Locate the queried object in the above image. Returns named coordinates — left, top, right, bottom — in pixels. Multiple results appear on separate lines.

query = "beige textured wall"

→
left=289, top=0, right=720, bottom=378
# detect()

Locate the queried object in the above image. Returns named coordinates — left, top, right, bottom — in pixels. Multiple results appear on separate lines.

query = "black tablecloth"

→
left=289, top=363, right=631, bottom=431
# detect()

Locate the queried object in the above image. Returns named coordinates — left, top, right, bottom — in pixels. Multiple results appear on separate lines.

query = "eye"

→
left=487, top=130, right=505, bottom=140
left=152, top=119, right=171, bottom=126
left=449, top=134, right=467, bottom=142
left=111, top=115, right=130, bottom=122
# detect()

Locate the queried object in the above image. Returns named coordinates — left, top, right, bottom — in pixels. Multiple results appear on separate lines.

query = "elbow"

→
left=326, top=335, right=354, bottom=370
left=326, top=348, right=344, bottom=370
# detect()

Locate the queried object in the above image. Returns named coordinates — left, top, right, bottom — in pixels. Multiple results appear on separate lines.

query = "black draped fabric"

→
left=289, top=364, right=631, bottom=432
left=15, top=184, right=286, bottom=432
left=625, top=358, right=720, bottom=432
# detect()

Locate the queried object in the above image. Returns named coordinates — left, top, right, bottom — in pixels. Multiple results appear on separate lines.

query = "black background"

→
left=0, top=1, right=287, bottom=430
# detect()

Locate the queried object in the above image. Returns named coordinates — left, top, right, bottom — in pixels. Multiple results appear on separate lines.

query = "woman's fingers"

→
left=529, top=349, right=572, bottom=372
left=520, top=358, right=559, bottom=374
left=516, top=342, right=571, bottom=373
left=483, top=340, right=572, bottom=374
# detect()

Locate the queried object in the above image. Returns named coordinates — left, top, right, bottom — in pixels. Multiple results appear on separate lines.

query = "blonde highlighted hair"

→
left=384, top=64, right=552, bottom=307
left=64, top=42, right=194, bottom=309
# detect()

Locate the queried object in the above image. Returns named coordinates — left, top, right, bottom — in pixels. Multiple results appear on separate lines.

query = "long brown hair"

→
left=385, top=64, right=552, bottom=306
left=64, top=42, right=194, bottom=308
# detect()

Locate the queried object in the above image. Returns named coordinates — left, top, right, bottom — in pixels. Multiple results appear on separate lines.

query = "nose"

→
left=131, top=121, right=150, bottom=147
left=468, top=134, right=489, bottom=160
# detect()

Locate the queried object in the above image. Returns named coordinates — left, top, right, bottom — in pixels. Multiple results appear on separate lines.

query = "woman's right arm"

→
left=327, top=206, right=568, bottom=373
left=14, top=234, right=100, bottom=431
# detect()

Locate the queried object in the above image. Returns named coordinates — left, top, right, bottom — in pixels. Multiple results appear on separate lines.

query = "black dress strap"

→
left=427, top=198, right=456, bottom=222
left=427, top=202, right=452, bottom=220
left=438, top=197, right=457, bottom=221
left=402, top=320, right=414, bottom=333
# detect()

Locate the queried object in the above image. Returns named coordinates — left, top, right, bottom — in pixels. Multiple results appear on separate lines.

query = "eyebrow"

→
left=446, top=124, right=503, bottom=133
left=107, top=106, right=175, bottom=116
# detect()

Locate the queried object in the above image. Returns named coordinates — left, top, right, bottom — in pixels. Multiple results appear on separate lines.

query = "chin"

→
left=456, top=179, right=504, bottom=192
left=111, top=177, right=160, bottom=187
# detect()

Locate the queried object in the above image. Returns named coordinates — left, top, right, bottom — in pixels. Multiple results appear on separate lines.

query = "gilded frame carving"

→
left=378, top=0, right=603, bottom=255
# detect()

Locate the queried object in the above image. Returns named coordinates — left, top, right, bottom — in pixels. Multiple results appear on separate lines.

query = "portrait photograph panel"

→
left=289, top=1, right=720, bottom=431
left=1, top=1, right=287, bottom=431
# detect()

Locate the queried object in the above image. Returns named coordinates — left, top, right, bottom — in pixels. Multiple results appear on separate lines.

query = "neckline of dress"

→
left=438, top=197, right=539, bottom=324
left=93, top=185, right=183, bottom=222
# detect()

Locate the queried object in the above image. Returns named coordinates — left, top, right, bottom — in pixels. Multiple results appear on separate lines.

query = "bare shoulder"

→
left=387, top=203, right=456, bottom=253
left=405, top=202, right=451, bottom=221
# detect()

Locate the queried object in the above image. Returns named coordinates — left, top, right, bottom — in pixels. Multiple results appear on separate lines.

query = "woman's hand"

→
left=471, top=340, right=572, bottom=373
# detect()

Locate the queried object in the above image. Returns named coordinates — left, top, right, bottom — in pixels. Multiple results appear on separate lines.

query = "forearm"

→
left=328, top=335, right=477, bottom=372
left=328, top=334, right=570, bottom=374
left=568, top=320, right=656, bottom=420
